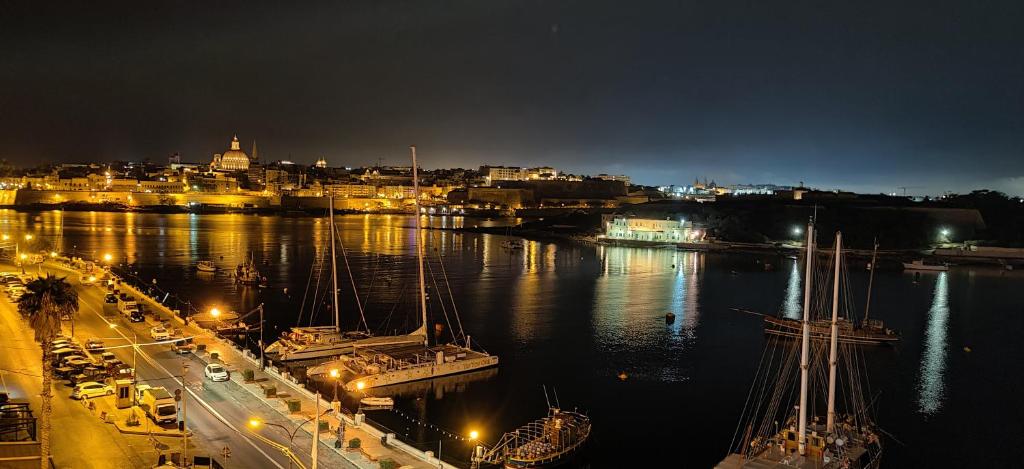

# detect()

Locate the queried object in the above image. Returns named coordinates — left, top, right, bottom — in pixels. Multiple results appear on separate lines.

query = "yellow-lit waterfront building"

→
left=603, top=216, right=705, bottom=243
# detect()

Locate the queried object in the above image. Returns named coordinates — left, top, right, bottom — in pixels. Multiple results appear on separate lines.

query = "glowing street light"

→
left=469, top=430, right=479, bottom=441
left=1, top=234, right=8, bottom=240
left=24, top=234, right=33, bottom=241
left=940, top=228, right=951, bottom=237
left=50, top=251, right=58, bottom=258
left=792, top=226, right=803, bottom=236
left=102, top=252, right=113, bottom=263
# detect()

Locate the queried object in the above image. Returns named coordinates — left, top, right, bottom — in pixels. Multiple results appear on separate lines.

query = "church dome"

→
left=215, top=135, right=250, bottom=171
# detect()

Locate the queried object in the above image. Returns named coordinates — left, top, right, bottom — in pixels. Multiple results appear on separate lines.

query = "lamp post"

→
left=210, top=307, right=221, bottom=334
left=328, top=369, right=341, bottom=411
left=248, top=407, right=334, bottom=469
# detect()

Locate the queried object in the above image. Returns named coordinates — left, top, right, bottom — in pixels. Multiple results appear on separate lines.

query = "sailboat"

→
left=263, top=196, right=424, bottom=362
left=761, top=239, right=899, bottom=345
left=235, top=253, right=261, bottom=285
left=306, top=145, right=498, bottom=388
left=717, top=225, right=883, bottom=469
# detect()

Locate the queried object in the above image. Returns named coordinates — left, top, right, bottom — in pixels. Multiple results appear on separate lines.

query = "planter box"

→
left=261, top=384, right=277, bottom=398
left=286, top=399, right=301, bottom=413
left=242, top=369, right=255, bottom=382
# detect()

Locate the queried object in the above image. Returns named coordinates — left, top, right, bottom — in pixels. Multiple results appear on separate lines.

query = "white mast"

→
left=329, top=194, right=340, bottom=333
left=798, top=222, right=814, bottom=455
left=410, top=145, right=429, bottom=343
left=826, top=232, right=842, bottom=432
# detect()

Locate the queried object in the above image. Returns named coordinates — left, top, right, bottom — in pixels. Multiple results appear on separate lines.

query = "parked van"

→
left=138, top=385, right=177, bottom=424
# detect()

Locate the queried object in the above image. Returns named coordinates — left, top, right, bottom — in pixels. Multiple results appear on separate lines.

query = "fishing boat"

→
left=717, top=225, right=883, bottom=469
left=902, top=259, right=948, bottom=272
left=235, top=256, right=261, bottom=284
left=264, top=196, right=423, bottom=362
left=196, top=260, right=216, bottom=272
left=307, top=146, right=499, bottom=387
left=359, top=396, right=394, bottom=407
left=471, top=389, right=591, bottom=469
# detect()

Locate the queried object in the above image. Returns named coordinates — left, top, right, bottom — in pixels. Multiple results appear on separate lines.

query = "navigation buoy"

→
left=617, top=371, right=628, bottom=381
left=963, top=346, right=972, bottom=353
left=665, top=312, right=676, bottom=323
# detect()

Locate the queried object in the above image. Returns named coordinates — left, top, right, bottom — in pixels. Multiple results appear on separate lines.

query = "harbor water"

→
left=6, top=209, right=1023, bottom=467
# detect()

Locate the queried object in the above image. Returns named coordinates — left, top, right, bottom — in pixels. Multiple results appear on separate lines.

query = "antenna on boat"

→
left=797, top=221, right=814, bottom=456
left=826, top=231, right=842, bottom=433
left=553, top=387, right=561, bottom=409
left=542, top=385, right=551, bottom=409
left=410, top=145, right=429, bottom=344
left=329, top=194, right=341, bottom=333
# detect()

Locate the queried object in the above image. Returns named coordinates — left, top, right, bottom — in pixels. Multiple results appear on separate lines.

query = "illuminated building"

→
left=603, top=216, right=705, bottom=243
left=210, top=135, right=251, bottom=171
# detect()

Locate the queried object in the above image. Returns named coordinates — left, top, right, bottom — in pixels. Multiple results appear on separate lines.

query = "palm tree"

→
left=18, top=274, right=79, bottom=469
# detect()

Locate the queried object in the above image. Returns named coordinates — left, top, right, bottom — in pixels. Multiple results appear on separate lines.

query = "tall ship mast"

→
left=264, top=196, right=424, bottom=362
left=717, top=224, right=883, bottom=469
left=307, top=145, right=498, bottom=388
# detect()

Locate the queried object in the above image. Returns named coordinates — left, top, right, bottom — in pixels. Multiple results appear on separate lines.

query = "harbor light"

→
left=210, top=307, right=221, bottom=318
left=940, top=228, right=951, bottom=237
left=469, top=430, right=479, bottom=440
left=50, top=251, right=58, bottom=257
left=356, top=381, right=365, bottom=390
left=24, top=234, right=33, bottom=240
left=19, top=253, right=28, bottom=261
left=102, top=253, right=113, bottom=262
left=792, top=226, right=803, bottom=236
left=1, top=234, right=8, bottom=240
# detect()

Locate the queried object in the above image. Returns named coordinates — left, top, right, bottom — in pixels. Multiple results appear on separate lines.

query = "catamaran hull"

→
left=344, top=355, right=499, bottom=391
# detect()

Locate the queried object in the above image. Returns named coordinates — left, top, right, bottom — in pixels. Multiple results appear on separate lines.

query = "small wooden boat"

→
left=501, top=239, right=525, bottom=250
left=903, top=259, right=948, bottom=272
left=472, top=403, right=591, bottom=469
left=196, top=260, right=216, bottom=272
left=359, top=397, right=394, bottom=407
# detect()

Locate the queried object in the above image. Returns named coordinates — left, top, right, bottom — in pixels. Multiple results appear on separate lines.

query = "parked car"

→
left=174, top=340, right=194, bottom=355
left=100, top=352, right=118, bottom=364
left=104, top=293, right=117, bottom=304
left=70, top=381, right=113, bottom=399
left=203, top=364, right=229, bottom=382
left=85, top=338, right=104, bottom=350
left=150, top=327, right=170, bottom=341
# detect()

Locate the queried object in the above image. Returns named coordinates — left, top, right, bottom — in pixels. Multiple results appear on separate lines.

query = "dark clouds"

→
left=1, top=1, right=1022, bottom=194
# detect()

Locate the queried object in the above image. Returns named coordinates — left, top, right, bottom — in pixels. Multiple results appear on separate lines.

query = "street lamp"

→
left=792, top=226, right=803, bottom=236
left=328, top=369, right=341, bottom=411
left=469, top=430, right=479, bottom=441
left=248, top=407, right=334, bottom=469
left=102, top=252, right=113, bottom=263
left=210, top=307, right=221, bottom=333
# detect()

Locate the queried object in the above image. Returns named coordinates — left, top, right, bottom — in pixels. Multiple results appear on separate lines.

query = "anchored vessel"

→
left=264, top=197, right=423, bottom=362
left=235, top=255, right=261, bottom=285
left=196, top=260, right=216, bottom=272
left=307, top=145, right=498, bottom=388
left=471, top=393, right=591, bottom=469
left=718, top=225, right=883, bottom=469
left=902, top=259, right=949, bottom=272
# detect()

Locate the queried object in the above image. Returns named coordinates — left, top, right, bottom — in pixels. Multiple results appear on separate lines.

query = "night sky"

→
left=2, top=1, right=1022, bottom=194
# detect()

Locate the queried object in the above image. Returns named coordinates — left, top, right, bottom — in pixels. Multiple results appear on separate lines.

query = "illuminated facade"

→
left=211, top=135, right=251, bottom=171
left=603, top=216, right=705, bottom=243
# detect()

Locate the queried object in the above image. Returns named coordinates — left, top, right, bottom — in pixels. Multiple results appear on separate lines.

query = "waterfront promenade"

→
left=5, top=258, right=455, bottom=468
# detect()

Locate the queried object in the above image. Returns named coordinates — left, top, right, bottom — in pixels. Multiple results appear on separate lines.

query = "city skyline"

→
left=2, top=1, right=1022, bottom=195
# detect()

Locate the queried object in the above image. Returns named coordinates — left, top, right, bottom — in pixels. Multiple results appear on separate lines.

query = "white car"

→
left=150, top=327, right=170, bottom=341
left=70, top=381, right=113, bottom=400
left=203, top=364, right=230, bottom=382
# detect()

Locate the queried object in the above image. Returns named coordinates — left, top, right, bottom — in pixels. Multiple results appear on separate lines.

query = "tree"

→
left=17, top=274, right=79, bottom=469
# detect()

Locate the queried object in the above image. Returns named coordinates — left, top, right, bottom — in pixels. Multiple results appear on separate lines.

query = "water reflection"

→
left=592, top=247, right=702, bottom=382
left=917, top=272, right=950, bottom=415
left=782, top=259, right=802, bottom=319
